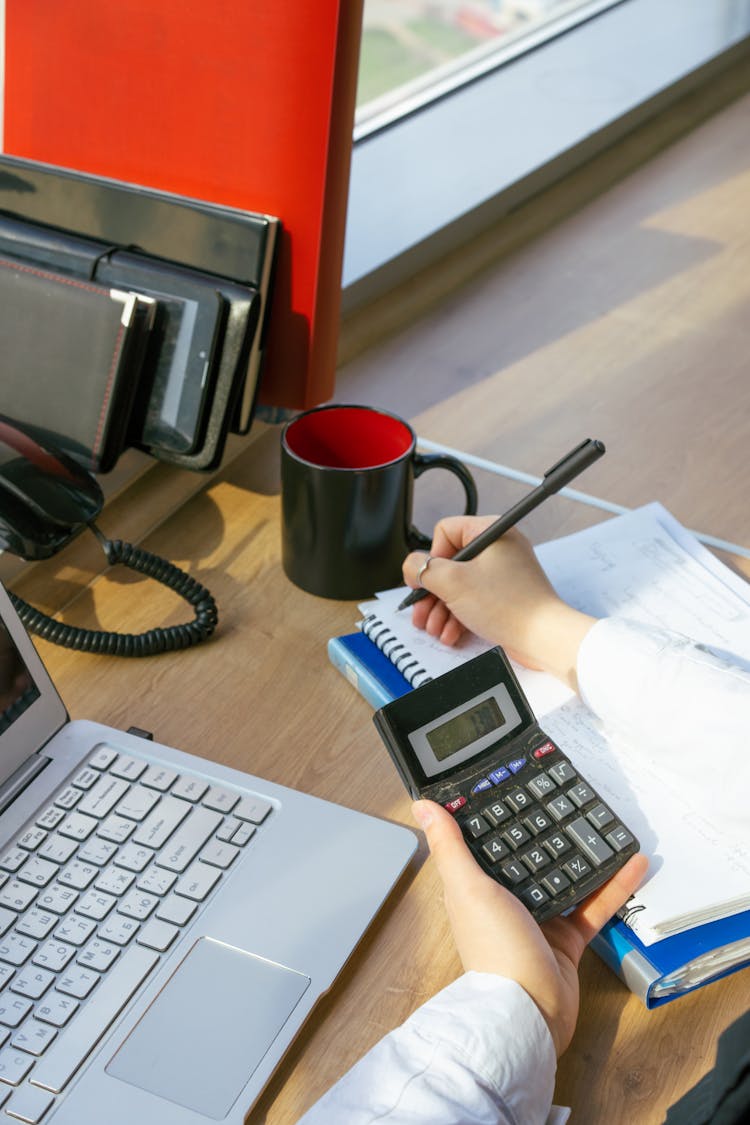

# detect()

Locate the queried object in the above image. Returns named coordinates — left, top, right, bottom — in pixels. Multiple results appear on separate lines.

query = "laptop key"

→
left=136, top=919, right=179, bottom=952
left=4, top=1082, right=55, bottom=1122
left=202, top=787, right=240, bottom=814
left=155, top=808, right=222, bottom=873
left=171, top=777, right=208, bottom=803
left=30, top=945, right=159, bottom=1093
left=76, top=776, right=129, bottom=819
left=109, top=756, right=147, bottom=783
left=35, top=808, right=65, bottom=832
left=131, top=796, right=191, bottom=851
left=57, top=814, right=97, bottom=843
left=231, top=823, right=256, bottom=847
left=88, top=747, right=118, bottom=771
left=233, top=796, right=272, bottom=824
left=140, top=766, right=178, bottom=792
left=33, top=995, right=78, bottom=1028
left=174, top=861, right=221, bottom=902
left=0, top=997, right=32, bottom=1028
left=0, top=1047, right=33, bottom=1086
left=10, top=1019, right=57, bottom=1056
left=155, top=894, right=196, bottom=927
left=114, top=786, right=161, bottom=823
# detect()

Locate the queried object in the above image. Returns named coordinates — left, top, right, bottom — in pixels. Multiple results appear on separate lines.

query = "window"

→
left=356, top=1, right=620, bottom=129
left=345, top=0, right=750, bottom=302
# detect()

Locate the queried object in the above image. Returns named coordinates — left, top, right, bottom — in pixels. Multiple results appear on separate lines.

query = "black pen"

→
left=397, top=438, right=606, bottom=611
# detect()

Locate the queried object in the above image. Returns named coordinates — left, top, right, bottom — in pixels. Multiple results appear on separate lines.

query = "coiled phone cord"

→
left=9, top=524, right=218, bottom=657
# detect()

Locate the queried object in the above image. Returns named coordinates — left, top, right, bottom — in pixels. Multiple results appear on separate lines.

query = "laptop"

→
left=0, top=580, right=416, bottom=1123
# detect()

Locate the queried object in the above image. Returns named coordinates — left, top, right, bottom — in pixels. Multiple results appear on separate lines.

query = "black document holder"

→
left=0, top=156, right=279, bottom=474
left=0, top=256, right=155, bottom=473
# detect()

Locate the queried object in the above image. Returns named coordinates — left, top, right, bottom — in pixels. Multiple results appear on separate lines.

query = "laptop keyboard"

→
left=0, top=745, right=272, bottom=1123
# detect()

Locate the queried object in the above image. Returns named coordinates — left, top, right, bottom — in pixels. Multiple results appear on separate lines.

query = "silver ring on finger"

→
left=416, top=555, right=432, bottom=588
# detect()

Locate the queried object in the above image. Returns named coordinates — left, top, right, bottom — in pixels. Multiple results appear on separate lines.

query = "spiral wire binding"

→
left=9, top=523, right=218, bottom=657
left=361, top=613, right=432, bottom=687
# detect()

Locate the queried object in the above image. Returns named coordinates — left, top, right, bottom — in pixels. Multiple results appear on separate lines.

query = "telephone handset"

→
left=0, top=415, right=217, bottom=656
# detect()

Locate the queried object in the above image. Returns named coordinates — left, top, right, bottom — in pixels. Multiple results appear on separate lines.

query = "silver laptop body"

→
left=0, top=581, right=416, bottom=1123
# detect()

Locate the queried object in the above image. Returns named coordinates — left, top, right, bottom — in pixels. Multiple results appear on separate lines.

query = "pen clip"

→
left=543, top=438, right=595, bottom=478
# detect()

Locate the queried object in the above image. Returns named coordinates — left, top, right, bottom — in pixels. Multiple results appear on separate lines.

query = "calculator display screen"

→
left=427, top=697, right=505, bottom=761
left=408, top=683, right=522, bottom=779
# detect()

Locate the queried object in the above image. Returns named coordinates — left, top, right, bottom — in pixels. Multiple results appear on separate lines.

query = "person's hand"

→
left=412, top=799, right=648, bottom=1057
left=403, top=517, right=596, bottom=690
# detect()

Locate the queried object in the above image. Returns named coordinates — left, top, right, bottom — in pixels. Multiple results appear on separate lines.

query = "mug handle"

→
left=408, top=452, right=479, bottom=549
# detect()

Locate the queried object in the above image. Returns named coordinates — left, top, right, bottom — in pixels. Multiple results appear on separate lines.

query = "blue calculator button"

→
left=489, top=766, right=511, bottom=785
left=507, top=757, right=527, bottom=774
left=471, top=778, right=493, bottom=794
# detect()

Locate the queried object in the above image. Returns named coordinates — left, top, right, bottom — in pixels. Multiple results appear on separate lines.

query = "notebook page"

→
left=359, top=503, right=750, bottom=944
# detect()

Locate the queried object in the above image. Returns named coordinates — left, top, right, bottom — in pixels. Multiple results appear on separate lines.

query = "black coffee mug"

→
left=280, top=404, right=478, bottom=599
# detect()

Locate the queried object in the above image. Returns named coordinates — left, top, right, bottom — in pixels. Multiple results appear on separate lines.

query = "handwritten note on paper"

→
left=536, top=503, right=750, bottom=655
left=359, top=503, right=750, bottom=945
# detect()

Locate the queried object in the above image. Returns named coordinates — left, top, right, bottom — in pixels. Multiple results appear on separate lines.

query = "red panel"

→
left=3, top=1, right=363, bottom=410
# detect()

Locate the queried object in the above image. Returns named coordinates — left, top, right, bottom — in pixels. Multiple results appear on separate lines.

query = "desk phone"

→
left=374, top=647, right=639, bottom=922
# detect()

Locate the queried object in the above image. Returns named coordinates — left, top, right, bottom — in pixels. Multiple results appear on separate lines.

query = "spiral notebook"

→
left=328, top=503, right=750, bottom=1004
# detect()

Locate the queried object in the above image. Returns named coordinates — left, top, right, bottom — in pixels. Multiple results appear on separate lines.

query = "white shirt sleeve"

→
left=297, top=972, right=565, bottom=1125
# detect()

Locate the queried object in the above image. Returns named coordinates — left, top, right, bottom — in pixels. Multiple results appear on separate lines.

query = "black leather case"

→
left=0, top=256, right=155, bottom=473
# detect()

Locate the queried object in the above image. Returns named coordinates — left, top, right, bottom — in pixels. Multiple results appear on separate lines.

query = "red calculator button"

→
left=533, top=741, right=556, bottom=759
left=444, top=796, right=467, bottom=814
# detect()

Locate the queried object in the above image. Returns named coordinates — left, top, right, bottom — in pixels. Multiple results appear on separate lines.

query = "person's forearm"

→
left=524, top=602, right=597, bottom=692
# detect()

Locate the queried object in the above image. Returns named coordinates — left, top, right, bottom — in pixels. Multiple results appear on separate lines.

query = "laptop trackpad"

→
left=106, top=937, right=311, bottom=1119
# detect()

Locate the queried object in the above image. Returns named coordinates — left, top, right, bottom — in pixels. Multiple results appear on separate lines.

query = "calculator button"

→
left=541, top=869, right=571, bottom=896
left=548, top=762, right=576, bottom=786
left=543, top=832, right=571, bottom=859
left=526, top=774, right=557, bottom=800
left=562, top=854, right=593, bottom=882
left=471, top=779, right=493, bottom=795
left=504, top=788, right=532, bottom=813
left=444, top=797, right=467, bottom=814
left=520, top=883, right=550, bottom=910
left=586, top=804, right=615, bottom=830
left=521, top=809, right=553, bottom=836
left=502, top=824, right=530, bottom=851
left=462, top=814, right=490, bottom=840
left=480, top=835, right=509, bottom=864
left=507, top=757, right=527, bottom=775
left=567, top=782, right=596, bottom=809
left=546, top=794, right=576, bottom=822
left=479, top=801, right=511, bottom=828
left=520, top=846, right=550, bottom=874
left=606, top=826, right=636, bottom=852
left=499, top=859, right=527, bottom=886
left=564, top=818, right=614, bottom=866
left=532, top=741, right=556, bottom=759
left=488, top=767, right=511, bottom=785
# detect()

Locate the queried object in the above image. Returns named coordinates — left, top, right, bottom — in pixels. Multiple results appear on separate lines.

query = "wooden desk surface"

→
left=12, top=88, right=750, bottom=1123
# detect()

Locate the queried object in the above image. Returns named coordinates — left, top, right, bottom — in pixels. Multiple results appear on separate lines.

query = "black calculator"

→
left=373, top=646, right=639, bottom=922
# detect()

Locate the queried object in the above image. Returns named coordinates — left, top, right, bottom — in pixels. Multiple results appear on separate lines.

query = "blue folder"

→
left=327, top=632, right=411, bottom=710
left=592, top=910, right=750, bottom=1008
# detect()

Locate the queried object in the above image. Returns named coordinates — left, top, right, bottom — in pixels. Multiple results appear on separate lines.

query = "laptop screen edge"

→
left=0, top=580, right=68, bottom=785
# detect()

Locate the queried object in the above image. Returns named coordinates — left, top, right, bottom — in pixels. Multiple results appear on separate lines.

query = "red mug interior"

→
left=284, top=407, right=413, bottom=469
